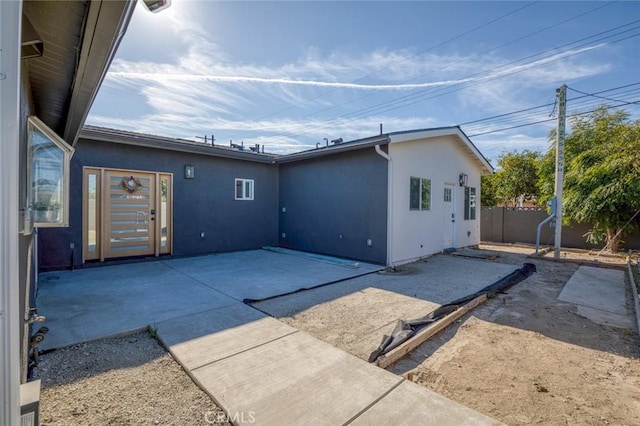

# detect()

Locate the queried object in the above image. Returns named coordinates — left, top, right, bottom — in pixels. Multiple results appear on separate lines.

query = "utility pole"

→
left=554, top=84, right=567, bottom=260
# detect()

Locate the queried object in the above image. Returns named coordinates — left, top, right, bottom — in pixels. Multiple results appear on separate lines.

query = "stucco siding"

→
left=38, top=139, right=279, bottom=269
left=279, top=147, right=388, bottom=264
left=389, top=136, right=482, bottom=265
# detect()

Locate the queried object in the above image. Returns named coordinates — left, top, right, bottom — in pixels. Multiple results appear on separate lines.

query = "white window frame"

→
left=464, top=186, right=477, bottom=220
left=27, top=116, right=74, bottom=228
left=409, top=176, right=431, bottom=211
left=235, top=178, right=254, bottom=200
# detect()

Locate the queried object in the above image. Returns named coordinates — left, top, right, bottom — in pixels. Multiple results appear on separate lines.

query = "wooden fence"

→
left=480, top=207, right=640, bottom=250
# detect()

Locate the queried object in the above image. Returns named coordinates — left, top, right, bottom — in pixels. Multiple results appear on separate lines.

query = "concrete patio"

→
left=37, top=248, right=504, bottom=425
left=37, top=249, right=381, bottom=350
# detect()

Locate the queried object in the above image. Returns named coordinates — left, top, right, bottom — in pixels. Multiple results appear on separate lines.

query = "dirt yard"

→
left=256, top=244, right=640, bottom=425
left=33, top=332, right=230, bottom=426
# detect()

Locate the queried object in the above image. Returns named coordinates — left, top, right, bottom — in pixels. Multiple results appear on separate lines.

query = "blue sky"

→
left=87, top=1, right=640, bottom=163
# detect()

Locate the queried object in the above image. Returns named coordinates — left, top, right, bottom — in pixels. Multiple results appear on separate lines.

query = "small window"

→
left=464, top=186, right=477, bottom=220
left=444, top=187, right=452, bottom=202
left=235, top=178, right=254, bottom=200
left=27, top=116, right=74, bottom=227
left=409, top=177, right=431, bottom=211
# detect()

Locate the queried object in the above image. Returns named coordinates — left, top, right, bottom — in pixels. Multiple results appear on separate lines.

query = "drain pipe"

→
left=535, top=197, right=556, bottom=256
left=375, top=145, right=393, bottom=267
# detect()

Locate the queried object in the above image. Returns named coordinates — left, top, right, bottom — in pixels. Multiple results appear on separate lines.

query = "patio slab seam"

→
left=343, top=378, right=406, bottom=425
left=241, top=269, right=384, bottom=304
left=159, top=259, right=244, bottom=301
left=187, top=329, right=301, bottom=371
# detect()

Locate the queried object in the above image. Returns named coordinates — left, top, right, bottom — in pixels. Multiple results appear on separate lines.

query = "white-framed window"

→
left=27, top=116, right=74, bottom=228
left=464, top=186, right=477, bottom=220
left=235, top=178, right=254, bottom=200
left=409, top=177, right=431, bottom=211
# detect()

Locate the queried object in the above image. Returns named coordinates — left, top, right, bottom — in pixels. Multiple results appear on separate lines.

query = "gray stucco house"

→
left=39, top=125, right=492, bottom=270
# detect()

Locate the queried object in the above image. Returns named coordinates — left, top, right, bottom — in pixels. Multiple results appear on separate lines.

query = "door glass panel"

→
left=87, top=173, right=98, bottom=253
left=161, top=178, right=168, bottom=248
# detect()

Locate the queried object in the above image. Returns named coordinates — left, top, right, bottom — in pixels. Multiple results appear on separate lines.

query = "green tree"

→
left=491, top=150, right=541, bottom=206
left=480, top=173, right=498, bottom=207
left=539, top=106, right=640, bottom=251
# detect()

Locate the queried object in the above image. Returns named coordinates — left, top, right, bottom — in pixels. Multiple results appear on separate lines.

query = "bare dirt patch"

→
left=33, top=332, right=230, bottom=426
left=258, top=246, right=640, bottom=425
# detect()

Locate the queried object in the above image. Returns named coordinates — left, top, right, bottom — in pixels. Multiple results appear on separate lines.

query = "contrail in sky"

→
left=107, top=44, right=604, bottom=90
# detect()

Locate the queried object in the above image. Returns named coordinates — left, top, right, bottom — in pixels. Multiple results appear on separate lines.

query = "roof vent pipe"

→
left=331, top=138, right=343, bottom=145
left=324, top=138, right=329, bottom=147
left=380, top=123, right=383, bottom=135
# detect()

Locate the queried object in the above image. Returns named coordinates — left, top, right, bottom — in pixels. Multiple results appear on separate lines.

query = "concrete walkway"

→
left=154, top=303, right=501, bottom=425
left=558, top=265, right=634, bottom=329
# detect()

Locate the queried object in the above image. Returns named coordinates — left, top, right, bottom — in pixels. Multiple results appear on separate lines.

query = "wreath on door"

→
left=121, top=175, right=142, bottom=193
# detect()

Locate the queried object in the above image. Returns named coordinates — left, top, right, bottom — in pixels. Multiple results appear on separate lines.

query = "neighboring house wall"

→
left=279, top=147, right=388, bottom=264
left=388, top=136, right=482, bottom=265
left=38, top=139, right=279, bottom=269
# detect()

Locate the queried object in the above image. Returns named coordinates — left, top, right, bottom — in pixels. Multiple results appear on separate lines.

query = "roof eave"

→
left=276, top=135, right=390, bottom=164
left=80, top=127, right=277, bottom=164
left=389, top=127, right=494, bottom=174
left=63, top=0, right=136, bottom=146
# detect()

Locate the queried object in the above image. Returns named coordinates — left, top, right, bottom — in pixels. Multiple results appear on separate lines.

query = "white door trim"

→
left=443, top=183, right=456, bottom=249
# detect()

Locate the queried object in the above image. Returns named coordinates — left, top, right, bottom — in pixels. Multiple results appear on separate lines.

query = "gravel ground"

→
left=33, top=332, right=231, bottom=426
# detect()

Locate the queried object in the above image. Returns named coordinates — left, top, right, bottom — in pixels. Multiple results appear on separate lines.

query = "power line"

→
left=255, top=19, right=640, bottom=145
left=462, top=81, right=640, bottom=127
left=467, top=118, right=556, bottom=137
left=567, top=86, right=640, bottom=105
left=251, top=1, right=542, bottom=122
left=464, top=96, right=640, bottom=137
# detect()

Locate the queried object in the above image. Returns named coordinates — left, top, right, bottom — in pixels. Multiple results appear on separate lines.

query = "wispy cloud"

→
left=90, top=4, right=615, bottom=154
left=107, top=71, right=473, bottom=90
left=106, top=44, right=608, bottom=93
left=87, top=113, right=435, bottom=154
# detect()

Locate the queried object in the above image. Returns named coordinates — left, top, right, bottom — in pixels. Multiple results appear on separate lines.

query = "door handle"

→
left=150, top=209, right=156, bottom=215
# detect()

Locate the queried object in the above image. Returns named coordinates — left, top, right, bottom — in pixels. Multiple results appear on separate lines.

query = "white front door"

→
left=443, top=184, right=455, bottom=248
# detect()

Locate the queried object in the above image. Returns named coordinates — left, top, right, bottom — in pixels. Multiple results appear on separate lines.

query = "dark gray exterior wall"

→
left=278, top=147, right=388, bottom=264
left=38, top=139, right=279, bottom=270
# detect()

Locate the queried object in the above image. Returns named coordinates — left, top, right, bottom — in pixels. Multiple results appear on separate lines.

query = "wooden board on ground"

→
left=376, top=294, right=488, bottom=369
left=451, top=249, right=499, bottom=260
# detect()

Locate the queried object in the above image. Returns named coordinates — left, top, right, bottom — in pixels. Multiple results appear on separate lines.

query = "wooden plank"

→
left=376, top=294, right=488, bottom=369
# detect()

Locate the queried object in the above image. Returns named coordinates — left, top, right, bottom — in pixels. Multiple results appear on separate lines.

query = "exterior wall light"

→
left=459, top=173, right=468, bottom=187
left=184, top=165, right=195, bottom=179
left=141, top=0, right=172, bottom=13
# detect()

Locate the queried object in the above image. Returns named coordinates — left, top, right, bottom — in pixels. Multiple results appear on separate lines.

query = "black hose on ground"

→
left=368, top=263, right=537, bottom=363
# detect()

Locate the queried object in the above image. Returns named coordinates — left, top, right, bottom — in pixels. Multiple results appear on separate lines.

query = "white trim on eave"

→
left=388, top=127, right=493, bottom=175
left=64, top=0, right=137, bottom=145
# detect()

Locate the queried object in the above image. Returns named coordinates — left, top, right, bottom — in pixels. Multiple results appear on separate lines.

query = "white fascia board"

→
left=0, top=0, right=23, bottom=424
left=389, top=127, right=493, bottom=175
left=64, top=0, right=137, bottom=145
